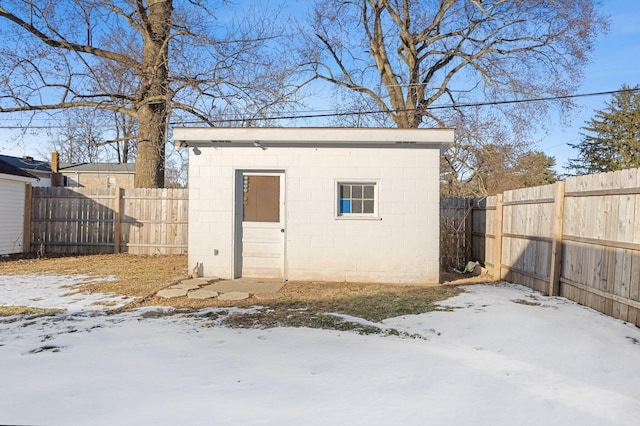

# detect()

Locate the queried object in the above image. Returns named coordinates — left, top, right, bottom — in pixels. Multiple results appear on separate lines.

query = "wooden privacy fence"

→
left=443, top=167, right=640, bottom=327
left=28, top=187, right=188, bottom=255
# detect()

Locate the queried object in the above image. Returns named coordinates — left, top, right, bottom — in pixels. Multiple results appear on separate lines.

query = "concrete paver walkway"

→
left=157, top=278, right=286, bottom=301
left=208, top=279, right=285, bottom=294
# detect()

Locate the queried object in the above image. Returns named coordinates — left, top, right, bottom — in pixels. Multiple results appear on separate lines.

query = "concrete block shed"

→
left=173, top=127, right=454, bottom=284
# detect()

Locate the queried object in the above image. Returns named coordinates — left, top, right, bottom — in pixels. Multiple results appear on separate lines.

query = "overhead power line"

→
left=0, top=87, right=638, bottom=129
left=172, top=87, right=640, bottom=125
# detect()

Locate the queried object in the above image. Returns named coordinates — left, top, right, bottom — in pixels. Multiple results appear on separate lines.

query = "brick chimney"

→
left=51, top=151, right=63, bottom=186
left=51, top=151, right=59, bottom=172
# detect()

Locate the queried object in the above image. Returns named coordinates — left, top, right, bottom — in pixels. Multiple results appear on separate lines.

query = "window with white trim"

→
left=337, top=182, right=378, bottom=217
left=106, top=176, right=117, bottom=189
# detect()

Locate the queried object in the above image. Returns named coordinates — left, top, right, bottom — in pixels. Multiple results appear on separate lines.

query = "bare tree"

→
left=303, top=0, right=607, bottom=188
left=52, top=109, right=106, bottom=164
left=108, top=109, right=138, bottom=164
left=0, top=1, right=298, bottom=187
left=50, top=107, right=138, bottom=164
left=463, top=143, right=557, bottom=196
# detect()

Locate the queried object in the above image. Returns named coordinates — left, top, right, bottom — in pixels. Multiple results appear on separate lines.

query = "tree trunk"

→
left=134, top=0, right=172, bottom=188
left=136, top=103, right=167, bottom=187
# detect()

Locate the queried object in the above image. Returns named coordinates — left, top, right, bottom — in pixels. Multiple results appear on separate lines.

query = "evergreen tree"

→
left=568, top=86, right=640, bottom=175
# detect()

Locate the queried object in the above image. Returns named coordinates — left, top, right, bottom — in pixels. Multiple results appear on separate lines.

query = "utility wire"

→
left=0, top=87, right=638, bottom=129
left=195, top=87, right=639, bottom=124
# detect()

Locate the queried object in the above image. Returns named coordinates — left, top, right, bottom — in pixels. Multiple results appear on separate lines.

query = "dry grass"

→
left=217, top=284, right=463, bottom=328
left=0, top=306, right=64, bottom=317
left=440, top=268, right=497, bottom=285
left=139, top=280, right=464, bottom=315
left=0, top=254, right=188, bottom=297
left=0, top=254, right=494, bottom=329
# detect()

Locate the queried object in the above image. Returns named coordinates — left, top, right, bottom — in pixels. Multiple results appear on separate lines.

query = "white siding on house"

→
left=187, top=144, right=443, bottom=284
left=0, top=177, right=27, bottom=255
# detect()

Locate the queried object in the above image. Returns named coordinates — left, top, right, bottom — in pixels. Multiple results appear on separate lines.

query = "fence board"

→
left=442, top=167, right=640, bottom=327
left=29, top=187, right=188, bottom=255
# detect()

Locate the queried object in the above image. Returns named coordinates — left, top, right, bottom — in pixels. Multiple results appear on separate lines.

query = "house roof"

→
left=0, top=158, right=39, bottom=181
left=173, top=127, right=455, bottom=152
left=0, top=154, right=52, bottom=173
left=59, top=163, right=136, bottom=173
left=0, top=154, right=136, bottom=176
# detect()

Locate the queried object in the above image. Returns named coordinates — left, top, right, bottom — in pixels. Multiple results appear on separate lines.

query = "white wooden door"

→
left=240, top=173, right=285, bottom=278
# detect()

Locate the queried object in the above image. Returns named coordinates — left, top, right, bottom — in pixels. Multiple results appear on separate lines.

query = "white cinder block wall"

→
left=187, top=145, right=443, bottom=284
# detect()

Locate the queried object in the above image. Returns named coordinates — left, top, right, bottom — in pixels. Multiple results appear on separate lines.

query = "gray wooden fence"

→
left=443, top=167, right=640, bottom=327
left=28, top=187, right=188, bottom=255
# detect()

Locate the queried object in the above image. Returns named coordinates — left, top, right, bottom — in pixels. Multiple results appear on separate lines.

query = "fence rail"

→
left=29, top=187, right=188, bottom=255
left=443, top=167, right=640, bottom=327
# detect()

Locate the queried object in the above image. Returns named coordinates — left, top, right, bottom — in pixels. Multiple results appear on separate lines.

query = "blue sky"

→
left=536, top=1, right=640, bottom=174
left=1, top=0, right=639, bottom=176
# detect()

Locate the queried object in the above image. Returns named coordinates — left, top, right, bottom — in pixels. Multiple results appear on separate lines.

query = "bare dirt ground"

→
left=0, top=254, right=496, bottom=324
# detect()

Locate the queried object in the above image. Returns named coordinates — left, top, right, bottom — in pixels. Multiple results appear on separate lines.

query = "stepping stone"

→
left=199, top=284, right=219, bottom=292
left=180, top=278, right=210, bottom=286
left=218, top=292, right=251, bottom=301
left=170, top=282, right=201, bottom=291
left=188, top=289, right=219, bottom=300
left=157, top=288, right=188, bottom=298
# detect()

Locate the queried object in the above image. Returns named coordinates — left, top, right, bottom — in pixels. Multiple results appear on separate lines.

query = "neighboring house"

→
left=0, top=154, right=50, bottom=187
left=59, top=162, right=136, bottom=189
left=0, top=159, right=38, bottom=255
left=0, top=153, right=136, bottom=189
left=173, top=127, right=454, bottom=284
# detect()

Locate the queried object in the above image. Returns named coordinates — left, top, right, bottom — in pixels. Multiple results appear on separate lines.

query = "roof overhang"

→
left=173, top=127, right=454, bottom=153
left=0, top=172, right=38, bottom=183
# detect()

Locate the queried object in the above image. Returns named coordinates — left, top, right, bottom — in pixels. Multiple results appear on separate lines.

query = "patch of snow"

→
left=0, top=274, right=134, bottom=312
left=328, top=312, right=384, bottom=329
left=1, top=278, right=640, bottom=425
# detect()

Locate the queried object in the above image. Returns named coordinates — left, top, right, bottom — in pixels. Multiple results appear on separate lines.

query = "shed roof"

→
left=59, top=163, right=136, bottom=173
left=173, top=127, right=454, bottom=151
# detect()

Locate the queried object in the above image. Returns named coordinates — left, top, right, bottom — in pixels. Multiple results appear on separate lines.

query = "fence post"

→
left=548, top=181, right=565, bottom=296
left=114, top=187, right=122, bottom=254
left=23, top=183, right=32, bottom=253
left=494, top=194, right=504, bottom=280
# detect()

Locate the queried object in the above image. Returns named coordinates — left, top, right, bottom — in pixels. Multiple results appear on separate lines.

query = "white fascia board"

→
left=173, top=127, right=454, bottom=152
left=0, top=173, right=38, bottom=183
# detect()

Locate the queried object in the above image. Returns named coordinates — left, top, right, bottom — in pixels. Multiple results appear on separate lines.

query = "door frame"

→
left=232, top=169, right=286, bottom=279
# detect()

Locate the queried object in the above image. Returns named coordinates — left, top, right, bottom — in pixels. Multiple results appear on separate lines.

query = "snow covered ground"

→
left=1, top=274, right=640, bottom=425
left=0, top=274, right=131, bottom=311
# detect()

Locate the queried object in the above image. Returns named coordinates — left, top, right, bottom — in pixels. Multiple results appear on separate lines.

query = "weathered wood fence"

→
left=442, top=167, right=640, bottom=327
left=28, top=187, right=188, bottom=255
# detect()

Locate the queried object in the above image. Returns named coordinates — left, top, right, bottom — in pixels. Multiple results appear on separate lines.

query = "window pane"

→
left=363, top=200, right=374, bottom=213
left=337, top=182, right=377, bottom=216
left=363, top=185, right=374, bottom=199
left=340, top=184, right=351, bottom=198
